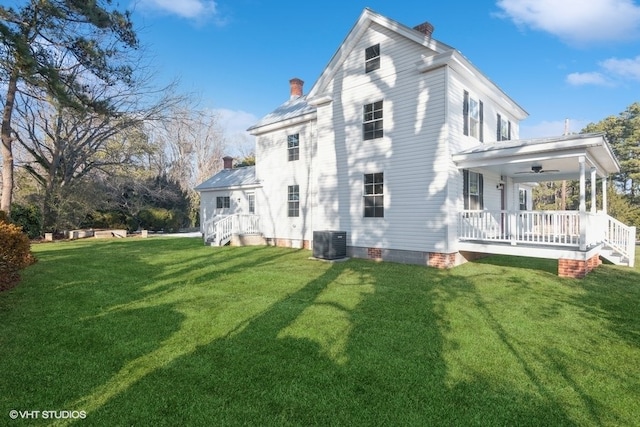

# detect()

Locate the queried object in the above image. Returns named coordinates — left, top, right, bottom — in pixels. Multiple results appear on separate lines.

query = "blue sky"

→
left=132, top=0, right=637, bottom=142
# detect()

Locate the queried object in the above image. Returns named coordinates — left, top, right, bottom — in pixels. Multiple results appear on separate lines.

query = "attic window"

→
left=365, top=43, right=380, bottom=73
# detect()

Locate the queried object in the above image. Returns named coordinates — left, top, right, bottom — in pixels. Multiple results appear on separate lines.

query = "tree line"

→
left=533, top=103, right=640, bottom=227
left=0, top=1, right=239, bottom=237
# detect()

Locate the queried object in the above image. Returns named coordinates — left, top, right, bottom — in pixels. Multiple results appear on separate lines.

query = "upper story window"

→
left=365, top=43, right=380, bottom=73
left=216, top=196, right=230, bottom=209
left=463, top=91, right=483, bottom=142
left=288, top=185, right=299, bottom=217
left=463, top=170, right=483, bottom=210
left=287, top=134, right=299, bottom=161
left=363, top=100, right=383, bottom=140
left=497, top=114, right=511, bottom=141
left=364, top=172, right=384, bottom=217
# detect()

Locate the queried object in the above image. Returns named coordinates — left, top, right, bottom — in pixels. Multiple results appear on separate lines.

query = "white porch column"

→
left=579, top=156, right=587, bottom=250
left=590, top=168, right=597, bottom=213
left=602, top=176, right=608, bottom=215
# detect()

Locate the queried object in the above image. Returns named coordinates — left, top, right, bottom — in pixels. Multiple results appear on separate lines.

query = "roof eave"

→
left=248, top=111, right=317, bottom=136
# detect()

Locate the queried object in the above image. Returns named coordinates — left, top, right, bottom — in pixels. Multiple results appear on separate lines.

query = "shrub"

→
left=137, top=208, right=185, bottom=232
left=11, top=203, right=43, bottom=239
left=0, top=217, right=36, bottom=291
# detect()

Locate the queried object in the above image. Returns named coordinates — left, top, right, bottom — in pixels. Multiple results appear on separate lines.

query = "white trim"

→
left=248, top=112, right=316, bottom=136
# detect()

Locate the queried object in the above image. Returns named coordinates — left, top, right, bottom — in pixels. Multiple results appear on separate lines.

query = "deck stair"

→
left=203, top=214, right=261, bottom=247
left=601, top=215, right=636, bottom=267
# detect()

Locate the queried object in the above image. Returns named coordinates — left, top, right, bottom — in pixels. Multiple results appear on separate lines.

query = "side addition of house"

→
left=196, top=8, right=636, bottom=278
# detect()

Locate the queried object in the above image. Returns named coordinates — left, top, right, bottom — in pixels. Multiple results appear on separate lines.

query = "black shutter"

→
left=497, top=113, right=502, bottom=141
left=508, top=121, right=512, bottom=140
left=463, top=169, right=469, bottom=210
left=479, top=173, right=484, bottom=210
left=479, top=101, right=484, bottom=142
left=463, top=91, right=469, bottom=136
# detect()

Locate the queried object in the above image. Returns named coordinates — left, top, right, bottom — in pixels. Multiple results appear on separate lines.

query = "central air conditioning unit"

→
left=313, top=230, right=347, bottom=260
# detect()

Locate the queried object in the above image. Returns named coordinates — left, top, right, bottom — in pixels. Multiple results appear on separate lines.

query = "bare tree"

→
left=0, top=0, right=139, bottom=215
left=12, top=66, right=183, bottom=230
left=146, top=104, right=226, bottom=224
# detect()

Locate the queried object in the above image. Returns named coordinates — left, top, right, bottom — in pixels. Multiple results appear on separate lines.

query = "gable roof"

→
left=248, top=7, right=527, bottom=134
left=194, top=166, right=260, bottom=191
left=307, top=8, right=453, bottom=100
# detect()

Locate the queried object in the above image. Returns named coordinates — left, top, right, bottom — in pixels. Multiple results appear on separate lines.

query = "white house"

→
left=195, top=8, right=635, bottom=278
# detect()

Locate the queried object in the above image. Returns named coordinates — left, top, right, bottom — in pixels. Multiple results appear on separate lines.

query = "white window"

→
left=364, top=173, right=384, bottom=217
left=463, top=170, right=483, bottom=210
left=365, top=44, right=380, bottom=73
left=463, top=91, right=483, bottom=141
left=363, top=101, right=383, bottom=140
left=497, top=114, right=511, bottom=141
left=288, top=185, right=299, bottom=217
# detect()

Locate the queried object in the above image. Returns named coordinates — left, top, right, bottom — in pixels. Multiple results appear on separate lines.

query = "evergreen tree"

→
left=0, top=0, right=138, bottom=215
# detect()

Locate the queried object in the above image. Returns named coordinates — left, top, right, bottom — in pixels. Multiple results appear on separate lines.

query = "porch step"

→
left=205, top=237, right=231, bottom=246
left=600, top=245, right=630, bottom=266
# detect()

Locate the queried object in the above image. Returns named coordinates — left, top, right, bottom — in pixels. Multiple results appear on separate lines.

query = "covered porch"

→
left=453, top=133, right=636, bottom=277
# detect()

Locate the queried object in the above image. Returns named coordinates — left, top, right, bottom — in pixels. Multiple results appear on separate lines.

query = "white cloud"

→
left=139, top=0, right=218, bottom=20
left=496, top=0, right=640, bottom=44
left=600, top=55, right=640, bottom=80
left=566, top=71, right=611, bottom=86
left=566, top=55, right=640, bottom=86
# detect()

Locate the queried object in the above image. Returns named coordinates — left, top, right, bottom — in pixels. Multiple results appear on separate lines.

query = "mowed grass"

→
left=1, top=238, right=639, bottom=426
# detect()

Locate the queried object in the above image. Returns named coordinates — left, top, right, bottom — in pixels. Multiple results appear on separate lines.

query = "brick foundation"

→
left=428, top=252, right=458, bottom=269
left=558, top=253, right=600, bottom=278
left=367, top=247, right=383, bottom=260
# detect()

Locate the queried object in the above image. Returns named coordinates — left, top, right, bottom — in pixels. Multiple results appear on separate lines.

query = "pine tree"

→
left=0, top=0, right=138, bottom=215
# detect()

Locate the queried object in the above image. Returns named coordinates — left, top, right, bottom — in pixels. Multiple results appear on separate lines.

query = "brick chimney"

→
left=223, top=156, right=233, bottom=170
left=413, top=21, right=434, bottom=37
left=289, top=78, right=304, bottom=100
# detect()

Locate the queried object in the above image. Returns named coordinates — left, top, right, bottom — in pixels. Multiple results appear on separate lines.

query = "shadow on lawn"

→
left=73, top=252, right=580, bottom=426
left=21, top=241, right=636, bottom=425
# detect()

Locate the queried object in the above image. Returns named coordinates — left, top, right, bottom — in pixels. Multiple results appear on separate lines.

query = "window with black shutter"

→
left=463, top=170, right=483, bottom=210
left=464, top=90, right=482, bottom=141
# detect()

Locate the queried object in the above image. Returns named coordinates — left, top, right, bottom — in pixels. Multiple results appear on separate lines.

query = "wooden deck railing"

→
left=604, top=215, right=636, bottom=267
left=459, top=210, right=636, bottom=264
left=203, top=214, right=261, bottom=246
left=458, top=210, right=594, bottom=248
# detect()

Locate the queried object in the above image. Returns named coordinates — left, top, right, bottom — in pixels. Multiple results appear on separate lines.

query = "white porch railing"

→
left=203, top=214, right=261, bottom=246
left=604, top=215, right=636, bottom=267
left=459, top=210, right=593, bottom=247
left=459, top=210, right=636, bottom=266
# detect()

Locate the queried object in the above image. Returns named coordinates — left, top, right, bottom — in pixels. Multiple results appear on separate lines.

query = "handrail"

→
left=203, top=217, right=217, bottom=243
left=458, top=210, right=585, bottom=247
left=205, top=214, right=261, bottom=246
left=214, top=215, right=235, bottom=246
left=459, top=210, right=636, bottom=267
left=604, top=214, right=636, bottom=267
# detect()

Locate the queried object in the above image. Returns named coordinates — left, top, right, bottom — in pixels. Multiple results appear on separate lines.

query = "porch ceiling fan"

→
left=515, top=165, right=560, bottom=174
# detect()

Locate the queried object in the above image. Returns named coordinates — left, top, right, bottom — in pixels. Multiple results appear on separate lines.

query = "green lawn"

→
left=1, top=238, right=639, bottom=426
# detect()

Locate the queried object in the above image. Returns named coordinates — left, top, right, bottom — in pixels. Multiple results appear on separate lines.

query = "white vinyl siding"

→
left=312, top=22, right=450, bottom=252
left=255, top=121, right=315, bottom=242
